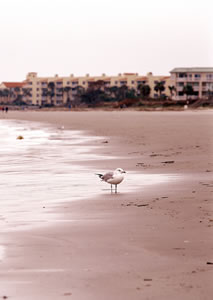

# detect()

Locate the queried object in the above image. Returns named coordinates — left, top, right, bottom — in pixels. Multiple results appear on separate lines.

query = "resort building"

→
left=1, top=68, right=212, bottom=106
left=0, top=82, right=28, bottom=104
left=170, top=68, right=213, bottom=100
left=19, top=72, right=173, bottom=105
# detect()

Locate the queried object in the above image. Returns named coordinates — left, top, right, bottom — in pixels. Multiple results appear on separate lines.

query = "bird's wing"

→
left=102, top=172, right=114, bottom=181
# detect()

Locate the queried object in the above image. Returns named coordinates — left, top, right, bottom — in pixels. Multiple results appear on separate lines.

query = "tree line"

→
left=0, top=80, right=198, bottom=107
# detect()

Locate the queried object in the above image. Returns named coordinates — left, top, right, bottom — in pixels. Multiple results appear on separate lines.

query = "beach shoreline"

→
left=0, top=110, right=213, bottom=299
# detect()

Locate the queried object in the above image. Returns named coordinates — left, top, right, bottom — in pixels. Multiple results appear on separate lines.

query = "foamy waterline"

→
left=0, top=119, right=106, bottom=231
left=0, top=119, right=178, bottom=232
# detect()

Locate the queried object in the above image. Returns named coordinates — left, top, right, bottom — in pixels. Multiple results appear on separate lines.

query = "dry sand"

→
left=0, top=110, right=213, bottom=299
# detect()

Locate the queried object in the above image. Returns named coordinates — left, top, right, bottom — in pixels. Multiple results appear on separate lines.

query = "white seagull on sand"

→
left=96, top=168, right=126, bottom=193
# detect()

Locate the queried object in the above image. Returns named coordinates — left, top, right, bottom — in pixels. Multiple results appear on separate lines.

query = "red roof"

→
left=3, top=82, right=26, bottom=88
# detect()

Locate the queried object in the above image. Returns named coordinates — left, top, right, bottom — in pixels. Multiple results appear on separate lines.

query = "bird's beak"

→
left=123, top=170, right=126, bottom=173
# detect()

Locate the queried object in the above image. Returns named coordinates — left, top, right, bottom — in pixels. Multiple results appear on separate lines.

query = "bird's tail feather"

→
left=95, top=173, right=103, bottom=179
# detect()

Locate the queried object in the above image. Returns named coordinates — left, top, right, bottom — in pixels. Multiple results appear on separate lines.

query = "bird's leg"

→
left=115, top=184, right=117, bottom=193
left=111, top=184, right=113, bottom=193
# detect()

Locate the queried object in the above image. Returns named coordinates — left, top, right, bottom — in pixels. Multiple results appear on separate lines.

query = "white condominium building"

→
left=170, top=68, right=213, bottom=100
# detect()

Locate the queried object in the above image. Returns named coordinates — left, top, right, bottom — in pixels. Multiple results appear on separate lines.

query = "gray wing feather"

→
left=102, top=172, right=114, bottom=181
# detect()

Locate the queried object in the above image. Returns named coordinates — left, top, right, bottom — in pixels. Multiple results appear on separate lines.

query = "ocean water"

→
left=0, top=119, right=107, bottom=231
left=0, top=119, right=176, bottom=232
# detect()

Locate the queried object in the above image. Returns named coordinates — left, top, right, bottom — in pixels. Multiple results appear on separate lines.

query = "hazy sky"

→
left=0, top=0, right=212, bottom=82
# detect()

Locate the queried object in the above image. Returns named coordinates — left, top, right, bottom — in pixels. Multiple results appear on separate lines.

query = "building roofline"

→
left=2, top=82, right=26, bottom=88
left=170, top=67, right=213, bottom=73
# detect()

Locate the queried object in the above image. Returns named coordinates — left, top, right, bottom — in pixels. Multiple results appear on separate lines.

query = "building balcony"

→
left=176, top=77, right=201, bottom=82
left=193, top=87, right=200, bottom=91
left=176, top=87, right=184, bottom=91
left=202, top=87, right=213, bottom=92
left=176, top=77, right=187, bottom=82
left=176, top=86, right=199, bottom=92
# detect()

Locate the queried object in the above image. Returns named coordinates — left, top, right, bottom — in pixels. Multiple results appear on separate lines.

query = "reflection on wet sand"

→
left=0, top=119, right=177, bottom=232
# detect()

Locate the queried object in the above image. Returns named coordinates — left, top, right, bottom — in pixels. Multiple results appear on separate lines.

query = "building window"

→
left=114, top=81, right=118, bottom=85
left=67, top=81, right=70, bottom=85
left=194, top=74, right=201, bottom=79
left=131, top=81, right=135, bottom=84
left=206, top=74, right=212, bottom=80
left=178, top=73, right=187, bottom=78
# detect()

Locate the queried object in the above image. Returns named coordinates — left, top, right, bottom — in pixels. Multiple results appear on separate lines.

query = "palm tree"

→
left=22, top=88, right=32, bottom=104
left=2, top=89, right=10, bottom=103
left=7, top=89, right=14, bottom=102
left=63, top=86, right=72, bottom=105
left=126, top=88, right=137, bottom=99
left=168, top=85, right=176, bottom=99
left=14, top=87, right=21, bottom=101
left=138, top=84, right=151, bottom=99
left=182, top=84, right=194, bottom=101
left=47, top=82, right=55, bottom=105
left=118, top=85, right=128, bottom=100
left=106, top=86, right=119, bottom=100
left=154, top=81, right=165, bottom=98
left=73, top=85, right=85, bottom=106
left=0, top=90, right=4, bottom=103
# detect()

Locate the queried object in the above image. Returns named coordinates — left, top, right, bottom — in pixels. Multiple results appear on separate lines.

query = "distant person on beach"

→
left=5, top=107, right=8, bottom=113
left=2, top=107, right=5, bottom=112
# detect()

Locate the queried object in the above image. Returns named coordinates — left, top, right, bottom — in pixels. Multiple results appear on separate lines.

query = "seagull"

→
left=96, top=168, right=126, bottom=193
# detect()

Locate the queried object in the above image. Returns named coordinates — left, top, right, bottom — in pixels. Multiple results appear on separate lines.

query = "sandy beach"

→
left=0, top=110, right=213, bottom=300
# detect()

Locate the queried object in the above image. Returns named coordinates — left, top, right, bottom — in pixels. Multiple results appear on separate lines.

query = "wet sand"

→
left=0, top=110, right=213, bottom=299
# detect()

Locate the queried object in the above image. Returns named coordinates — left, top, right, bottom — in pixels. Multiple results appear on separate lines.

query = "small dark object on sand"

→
left=206, top=261, right=213, bottom=265
left=161, top=160, right=175, bottom=164
left=144, top=278, right=152, bottom=281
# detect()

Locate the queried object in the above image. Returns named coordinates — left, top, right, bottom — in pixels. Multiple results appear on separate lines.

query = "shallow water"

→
left=0, top=120, right=106, bottom=231
left=0, top=119, right=177, bottom=232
